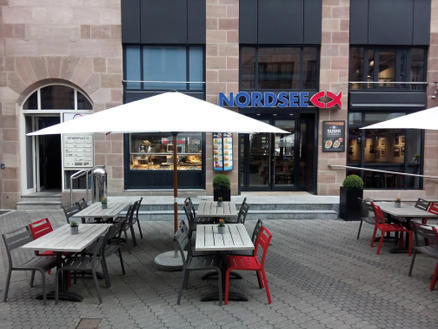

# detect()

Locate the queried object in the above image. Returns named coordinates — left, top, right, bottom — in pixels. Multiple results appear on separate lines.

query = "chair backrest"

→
left=184, top=197, right=196, bottom=218
left=413, top=224, right=438, bottom=248
left=415, top=198, right=431, bottom=211
left=125, top=201, right=138, bottom=226
left=251, top=219, right=264, bottom=245
left=428, top=202, right=438, bottom=215
left=254, top=226, right=272, bottom=267
left=371, top=202, right=386, bottom=225
left=133, top=197, right=143, bottom=223
left=174, top=220, right=191, bottom=265
left=28, top=218, right=53, bottom=240
left=62, top=205, right=80, bottom=224
left=78, top=198, right=88, bottom=210
left=183, top=203, right=196, bottom=233
left=2, top=226, right=34, bottom=268
left=237, top=201, right=249, bottom=224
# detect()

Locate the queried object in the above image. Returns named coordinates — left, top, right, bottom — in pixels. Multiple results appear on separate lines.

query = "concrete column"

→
left=317, top=0, right=350, bottom=195
left=205, top=0, right=239, bottom=195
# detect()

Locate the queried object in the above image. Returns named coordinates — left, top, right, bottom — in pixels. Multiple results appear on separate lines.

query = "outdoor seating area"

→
left=1, top=207, right=438, bottom=329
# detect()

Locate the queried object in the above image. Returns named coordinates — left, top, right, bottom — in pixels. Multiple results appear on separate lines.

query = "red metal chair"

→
left=224, top=226, right=272, bottom=304
left=428, top=202, right=438, bottom=215
left=28, top=218, right=55, bottom=256
left=430, top=227, right=438, bottom=290
left=371, top=202, right=413, bottom=255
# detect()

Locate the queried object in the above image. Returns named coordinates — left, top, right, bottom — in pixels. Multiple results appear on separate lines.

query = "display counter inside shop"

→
left=130, top=153, right=202, bottom=170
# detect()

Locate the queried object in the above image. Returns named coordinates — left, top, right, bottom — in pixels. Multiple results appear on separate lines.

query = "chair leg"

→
left=183, top=271, right=190, bottom=289
left=357, top=219, right=363, bottom=240
left=257, top=270, right=264, bottom=289
left=40, top=270, right=46, bottom=305
left=371, top=226, right=378, bottom=247
left=137, top=220, right=144, bottom=239
left=3, top=270, right=12, bottom=302
left=130, top=226, right=137, bottom=247
left=177, top=269, right=187, bottom=305
left=118, top=249, right=126, bottom=275
left=377, top=230, right=385, bottom=255
left=30, top=270, right=36, bottom=287
left=55, top=270, right=62, bottom=304
left=430, top=261, right=438, bottom=291
left=101, top=257, right=111, bottom=288
left=217, top=269, right=223, bottom=306
left=92, top=269, right=102, bottom=304
left=224, top=268, right=232, bottom=305
left=408, top=249, right=417, bottom=276
left=261, top=269, right=271, bottom=304
left=408, top=231, right=413, bottom=256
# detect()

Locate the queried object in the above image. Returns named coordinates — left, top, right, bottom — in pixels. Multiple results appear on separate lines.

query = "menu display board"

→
left=322, top=121, right=345, bottom=152
left=213, top=133, right=233, bottom=171
left=63, top=113, right=94, bottom=168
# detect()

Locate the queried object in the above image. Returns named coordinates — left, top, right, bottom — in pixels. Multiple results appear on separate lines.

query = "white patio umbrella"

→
left=361, top=106, right=438, bottom=130
left=28, top=91, right=287, bottom=268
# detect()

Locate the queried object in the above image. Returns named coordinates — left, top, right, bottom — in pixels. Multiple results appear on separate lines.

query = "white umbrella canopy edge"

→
left=360, top=106, right=438, bottom=130
left=27, top=92, right=288, bottom=136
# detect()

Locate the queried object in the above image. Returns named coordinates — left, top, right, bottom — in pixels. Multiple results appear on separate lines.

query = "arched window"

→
left=23, top=85, right=92, bottom=110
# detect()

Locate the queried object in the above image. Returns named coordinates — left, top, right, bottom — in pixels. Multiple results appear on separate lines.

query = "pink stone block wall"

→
left=0, top=0, right=123, bottom=208
left=205, top=0, right=239, bottom=195
left=317, top=0, right=349, bottom=195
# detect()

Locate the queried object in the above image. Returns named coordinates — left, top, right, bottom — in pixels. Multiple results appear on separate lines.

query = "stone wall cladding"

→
left=205, top=0, right=239, bottom=195
left=317, top=0, right=349, bottom=195
left=0, top=0, right=123, bottom=208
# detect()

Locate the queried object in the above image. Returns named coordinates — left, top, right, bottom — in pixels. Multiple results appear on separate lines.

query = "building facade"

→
left=0, top=0, right=437, bottom=209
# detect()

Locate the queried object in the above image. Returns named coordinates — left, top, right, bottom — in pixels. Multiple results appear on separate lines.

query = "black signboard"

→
left=323, top=121, right=345, bottom=152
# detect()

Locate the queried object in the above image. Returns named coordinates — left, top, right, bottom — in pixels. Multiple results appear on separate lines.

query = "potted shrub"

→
left=101, top=196, right=108, bottom=209
left=395, top=197, right=401, bottom=208
left=217, top=196, right=223, bottom=207
left=70, top=221, right=79, bottom=235
left=213, top=174, right=230, bottom=201
left=339, top=174, right=364, bottom=221
left=217, top=218, right=225, bottom=234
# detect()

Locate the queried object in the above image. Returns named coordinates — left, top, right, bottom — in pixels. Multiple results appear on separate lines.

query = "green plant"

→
left=101, top=196, right=107, bottom=204
left=218, top=218, right=225, bottom=227
left=396, top=197, right=401, bottom=202
left=342, top=174, right=364, bottom=189
left=70, top=221, right=78, bottom=227
left=217, top=196, right=223, bottom=202
left=213, top=174, right=230, bottom=190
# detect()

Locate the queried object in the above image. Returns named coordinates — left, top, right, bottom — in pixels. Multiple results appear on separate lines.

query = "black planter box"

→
left=213, top=188, right=230, bottom=201
left=339, top=187, right=363, bottom=221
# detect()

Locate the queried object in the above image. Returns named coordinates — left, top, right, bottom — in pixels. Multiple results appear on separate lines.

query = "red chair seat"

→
left=227, top=255, right=261, bottom=271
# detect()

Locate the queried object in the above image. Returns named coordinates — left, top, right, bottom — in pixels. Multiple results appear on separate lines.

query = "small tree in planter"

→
left=213, top=174, right=231, bottom=201
left=339, top=174, right=364, bottom=221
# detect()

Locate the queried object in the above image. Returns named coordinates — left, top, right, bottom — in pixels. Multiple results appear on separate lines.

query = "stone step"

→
left=16, top=202, right=63, bottom=210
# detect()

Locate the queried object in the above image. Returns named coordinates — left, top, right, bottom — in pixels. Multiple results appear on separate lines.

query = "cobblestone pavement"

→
left=0, top=210, right=437, bottom=329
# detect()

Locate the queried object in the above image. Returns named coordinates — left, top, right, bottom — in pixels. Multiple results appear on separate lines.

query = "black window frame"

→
left=349, top=46, right=427, bottom=91
left=239, top=45, right=320, bottom=91
left=347, top=110, right=424, bottom=190
left=123, top=44, right=206, bottom=92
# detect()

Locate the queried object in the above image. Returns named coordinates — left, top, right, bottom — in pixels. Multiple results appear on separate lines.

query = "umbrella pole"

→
left=173, top=133, right=178, bottom=233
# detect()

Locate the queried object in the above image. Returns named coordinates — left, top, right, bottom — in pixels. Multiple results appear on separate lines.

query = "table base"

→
left=36, top=290, right=83, bottom=302
left=201, top=291, right=248, bottom=302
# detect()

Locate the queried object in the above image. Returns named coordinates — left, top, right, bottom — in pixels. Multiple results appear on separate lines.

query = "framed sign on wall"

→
left=322, top=121, right=345, bottom=152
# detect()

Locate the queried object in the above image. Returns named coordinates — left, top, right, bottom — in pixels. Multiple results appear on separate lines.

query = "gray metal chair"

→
left=100, top=221, right=126, bottom=288
left=62, top=205, right=81, bottom=224
left=133, top=197, right=144, bottom=239
left=228, top=198, right=249, bottom=224
left=408, top=224, right=438, bottom=290
left=2, top=226, right=57, bottom=304
left=356, top=198, right=375, bottom=240
left=175, top=220, right=222, bottom=305
left=56, top=235, right=107, bottom=304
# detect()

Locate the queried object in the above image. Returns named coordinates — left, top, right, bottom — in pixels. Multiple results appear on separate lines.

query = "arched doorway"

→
left=22, top=84, right=92, bottom=193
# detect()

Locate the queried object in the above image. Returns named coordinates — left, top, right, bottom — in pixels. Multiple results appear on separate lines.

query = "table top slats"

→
left=72, top=202, right=130, bottom=219
left=195, top=224, right=253, bottom=252
left=197, top=201, right=237, bottom=218
left=22, top=224, right=112, bottom=252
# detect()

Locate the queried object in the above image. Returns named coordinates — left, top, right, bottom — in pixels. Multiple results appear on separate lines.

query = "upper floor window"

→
left=23, top=85, right=92, bottom=111
left=240, top=46, right=319, bottom=91
left=124, top=46, right=204, bottom=91
left=349, top=47, right=427, bottom=91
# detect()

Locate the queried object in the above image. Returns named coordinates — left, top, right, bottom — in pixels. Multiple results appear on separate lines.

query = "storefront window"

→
left=349, top=47, right=427, bottom=91
left=347, top=112, right=423, bottom=189
left=240, top=46, right=319, bottom=90
left=129, top=133, right=202, bottom=171
left=124, top=46, right=204, bottom=91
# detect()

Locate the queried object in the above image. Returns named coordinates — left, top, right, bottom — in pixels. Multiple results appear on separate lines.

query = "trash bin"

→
left=91, top=167, right=107, bottom=203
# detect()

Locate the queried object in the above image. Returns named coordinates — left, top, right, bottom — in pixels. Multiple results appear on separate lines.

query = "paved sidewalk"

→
left=0, top=211, right=437, bottom=329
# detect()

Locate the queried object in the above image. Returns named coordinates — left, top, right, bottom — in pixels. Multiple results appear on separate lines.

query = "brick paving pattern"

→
left=0, top=210, right=437, bottom=329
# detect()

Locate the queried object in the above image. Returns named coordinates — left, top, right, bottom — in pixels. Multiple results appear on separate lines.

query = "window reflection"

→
left=41, top=85, right=74, bottom=109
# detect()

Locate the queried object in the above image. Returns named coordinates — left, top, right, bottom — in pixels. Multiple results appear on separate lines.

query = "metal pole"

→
left=173, top=133, right=178, bottom=233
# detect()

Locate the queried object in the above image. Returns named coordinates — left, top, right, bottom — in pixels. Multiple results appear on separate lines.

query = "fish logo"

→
left=310, top=91, right=342, bottom=109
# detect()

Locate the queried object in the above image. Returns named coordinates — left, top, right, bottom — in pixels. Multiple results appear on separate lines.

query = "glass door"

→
left=272, top=120, right=296, bottom=188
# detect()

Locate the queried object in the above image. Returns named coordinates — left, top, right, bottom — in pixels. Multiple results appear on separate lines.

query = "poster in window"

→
left=323, top=121, right=345, bottom=152
left=213, top=133, right=233, bottom=171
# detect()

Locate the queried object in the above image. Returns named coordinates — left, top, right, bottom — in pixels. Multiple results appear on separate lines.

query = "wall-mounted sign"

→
left=322, top=121, right=345, bottom=152
left=219, top=91, right=342, bottom=109
left=213, top=133, right=233, bottom=171
left=62, top=113, right=94, bottom=168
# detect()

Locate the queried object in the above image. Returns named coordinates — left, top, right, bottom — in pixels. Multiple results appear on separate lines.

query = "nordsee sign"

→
left=218, top=91, right=342, bottom=109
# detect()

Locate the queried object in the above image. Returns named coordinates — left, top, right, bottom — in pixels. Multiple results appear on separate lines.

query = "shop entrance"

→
left=239, top=113, right=316, bottom=192
left=25, top=116, right=62, bottom=192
